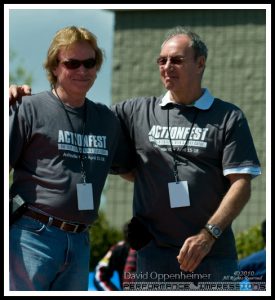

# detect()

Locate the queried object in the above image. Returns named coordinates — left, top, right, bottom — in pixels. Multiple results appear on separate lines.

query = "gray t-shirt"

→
left=10, top=91, right=120, bottom=225
left=111, top=94, right=261, bottom=258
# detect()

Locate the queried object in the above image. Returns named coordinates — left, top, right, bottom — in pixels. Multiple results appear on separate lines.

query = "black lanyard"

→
left=54, top=89, right=87, bottom=183
left=167, top=106, right=199, bottom=182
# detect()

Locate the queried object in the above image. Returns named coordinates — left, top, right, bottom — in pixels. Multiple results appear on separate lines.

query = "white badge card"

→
left=168, top=181, right=190, bottom=208
left=77, top=183, right=94, bottom=210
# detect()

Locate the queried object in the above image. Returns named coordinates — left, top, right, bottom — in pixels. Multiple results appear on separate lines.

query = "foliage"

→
left=9, top=170, right=14, bottom=188
left=9, top=50, right=32, bottom=86
left=9, top=50, right=32, bottom=184
left=89, top=211, right=123, bottom=270
left=235, top=223, right=265, bottom=260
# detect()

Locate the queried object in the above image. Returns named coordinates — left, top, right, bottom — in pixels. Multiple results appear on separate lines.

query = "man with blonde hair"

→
left=9, top=26, right=129, bottom=291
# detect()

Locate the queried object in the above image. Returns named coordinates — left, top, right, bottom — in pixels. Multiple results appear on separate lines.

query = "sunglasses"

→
left=60, top=58, right=97, bottom=69
left=156, top=56, right=185, bottom=66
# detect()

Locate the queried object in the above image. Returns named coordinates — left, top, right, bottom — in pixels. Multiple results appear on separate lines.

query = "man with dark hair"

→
left=110, top=26, right=261, bottom=290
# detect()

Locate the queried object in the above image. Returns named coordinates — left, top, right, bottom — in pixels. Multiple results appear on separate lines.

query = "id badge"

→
left=168, top=181, right=190, bottom=208
left=76, top=183, right=94, bottom=210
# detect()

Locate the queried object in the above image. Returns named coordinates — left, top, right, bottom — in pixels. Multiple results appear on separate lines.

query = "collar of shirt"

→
left=159, top=88, right=214, bottom=110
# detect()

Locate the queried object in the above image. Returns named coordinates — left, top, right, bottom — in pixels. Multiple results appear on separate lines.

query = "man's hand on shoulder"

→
left=9, top=84, right=32, bottom=105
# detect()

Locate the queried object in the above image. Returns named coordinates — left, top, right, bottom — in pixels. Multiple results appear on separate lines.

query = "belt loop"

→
left=73, top=225, right=79, bottom=233
left=60, top=222, right=66, bottom=231
left=47, top=216, right=53, bottom=227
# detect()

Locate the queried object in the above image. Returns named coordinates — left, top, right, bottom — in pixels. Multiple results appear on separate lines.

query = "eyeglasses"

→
left=156, top=56, right=185, bottom=66
left=60, top=58, right=97, bottom=69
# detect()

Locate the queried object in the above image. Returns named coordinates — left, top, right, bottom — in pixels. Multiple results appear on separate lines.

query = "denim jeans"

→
left=135, top=240, right=239, bottom=291
left=9, top=215, right=90, bottom=291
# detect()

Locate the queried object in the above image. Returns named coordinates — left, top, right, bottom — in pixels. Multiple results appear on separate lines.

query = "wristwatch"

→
left=204, top=224, right=222, bottom=239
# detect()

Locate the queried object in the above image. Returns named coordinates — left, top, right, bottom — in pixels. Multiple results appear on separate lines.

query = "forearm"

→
left=177, top=174, right=252, bottom=272
left=207, top=174, right=251, bottom=231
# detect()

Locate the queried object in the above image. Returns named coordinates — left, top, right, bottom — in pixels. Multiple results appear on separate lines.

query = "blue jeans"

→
left=10, top=215, right=90, bottom=291
left=135, top=240, right=239, bottom=291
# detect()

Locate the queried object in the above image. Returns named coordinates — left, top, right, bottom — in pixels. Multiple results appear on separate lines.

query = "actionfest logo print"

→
left=58, top=130, right=108, bottom=161
left=148, top=125, right=209, bottom=152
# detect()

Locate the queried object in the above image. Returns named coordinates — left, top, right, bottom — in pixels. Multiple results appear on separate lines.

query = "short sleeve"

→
left=109, top=102, right=137, bottom=174
left=222, top=109, right=261, bottom=177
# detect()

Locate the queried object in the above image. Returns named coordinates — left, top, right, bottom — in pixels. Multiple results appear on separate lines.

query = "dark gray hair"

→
left=162, top=26, right=208, bottom=61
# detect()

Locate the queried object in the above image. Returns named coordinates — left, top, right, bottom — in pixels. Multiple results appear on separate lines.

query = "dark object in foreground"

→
left=127, top=217, right=153, bottom=250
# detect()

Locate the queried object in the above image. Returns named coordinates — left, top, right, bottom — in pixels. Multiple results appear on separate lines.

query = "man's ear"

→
left=197, top=56, right=206, bottom=75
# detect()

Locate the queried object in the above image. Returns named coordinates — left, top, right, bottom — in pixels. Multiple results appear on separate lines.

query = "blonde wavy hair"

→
left=43, top=26, right=104, bottom=87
